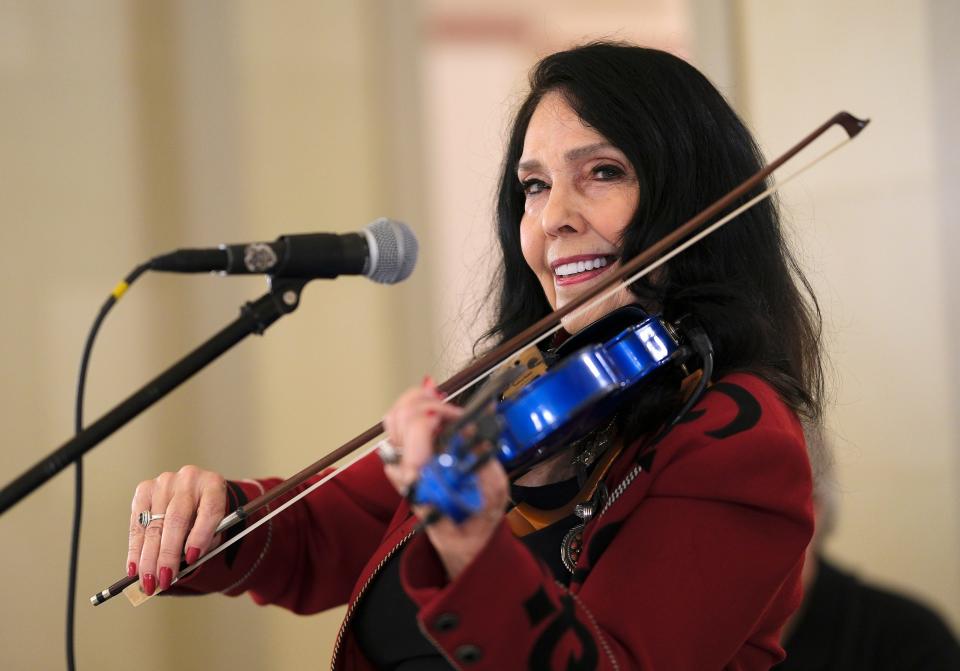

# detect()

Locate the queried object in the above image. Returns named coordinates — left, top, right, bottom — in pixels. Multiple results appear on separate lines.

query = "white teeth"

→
left=554, top=256, right=610, bottom=277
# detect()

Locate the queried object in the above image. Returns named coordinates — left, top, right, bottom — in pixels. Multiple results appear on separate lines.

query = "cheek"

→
left=593, top=185, right=640, bottom=242
left=519, top=216, right=542, bottom=273
left=519, top=215, right=556, bottom=307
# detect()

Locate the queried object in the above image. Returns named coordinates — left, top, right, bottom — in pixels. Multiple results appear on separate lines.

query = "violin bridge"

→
left=500, top=345, right=548, bottom=400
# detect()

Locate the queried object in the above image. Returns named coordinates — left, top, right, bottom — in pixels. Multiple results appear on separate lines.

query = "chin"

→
left=559, top=303, right=611, bottom=334
left=557, top=290, right=637, bottom=335
left=559, top=315, right=586, bottom=335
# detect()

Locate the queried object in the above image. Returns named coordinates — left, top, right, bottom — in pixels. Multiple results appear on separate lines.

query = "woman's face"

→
left=518, top=91, right=640, bottom=334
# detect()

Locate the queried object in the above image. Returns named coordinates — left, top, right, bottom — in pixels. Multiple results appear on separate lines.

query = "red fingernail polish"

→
left=159, top=567, right=172, bottom=591
left=185, top=546, right=201, bottom=565
left=422, top=374, right=432, bottom=387
left=426, top=409, right=437, bottom=417
left=143, top=573, right=156, bottom=596
left=127, top=562, right=137, bottom=578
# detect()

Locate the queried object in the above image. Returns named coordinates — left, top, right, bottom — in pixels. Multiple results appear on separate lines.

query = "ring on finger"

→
left=138, top=511, right=165, bottom=528
left=376, top=439, right=401, bottom=465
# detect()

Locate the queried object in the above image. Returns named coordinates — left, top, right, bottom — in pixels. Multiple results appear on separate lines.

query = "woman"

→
left=126, top=43, right=820, bottom=669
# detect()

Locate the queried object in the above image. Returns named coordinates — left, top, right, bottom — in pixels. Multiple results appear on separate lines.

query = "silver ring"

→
left=376, top=439, right=401, bottom=465
left=138, top=511, right=165, bottom=528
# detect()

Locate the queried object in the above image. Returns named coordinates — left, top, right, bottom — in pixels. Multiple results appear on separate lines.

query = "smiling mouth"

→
left=552, top=254, right=617, bottom=285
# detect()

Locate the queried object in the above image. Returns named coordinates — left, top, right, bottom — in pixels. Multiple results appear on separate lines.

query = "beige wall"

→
left=736, top=0, right=960, bottom=631
left=0, top=1, right=956, bottom=669
left=0, top=1, right=421, bottom=668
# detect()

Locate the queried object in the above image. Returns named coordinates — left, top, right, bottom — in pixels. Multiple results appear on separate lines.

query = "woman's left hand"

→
left=381, top=377, right=510, bottom=580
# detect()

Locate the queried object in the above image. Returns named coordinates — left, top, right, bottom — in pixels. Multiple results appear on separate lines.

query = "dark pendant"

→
left=561, top=523, right=584, bottom=573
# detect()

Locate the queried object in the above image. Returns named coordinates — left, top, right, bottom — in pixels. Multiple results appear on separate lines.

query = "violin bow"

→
left=91, top=110, right=868, bottom=607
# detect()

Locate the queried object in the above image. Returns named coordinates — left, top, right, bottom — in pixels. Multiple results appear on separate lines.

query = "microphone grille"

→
left=363, top=218, right=418, bottom=284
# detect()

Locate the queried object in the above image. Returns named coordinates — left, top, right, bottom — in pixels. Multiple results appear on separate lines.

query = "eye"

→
left=520, top=178, right=549, bottom=196
left=592, top=164, right=625, bottom=180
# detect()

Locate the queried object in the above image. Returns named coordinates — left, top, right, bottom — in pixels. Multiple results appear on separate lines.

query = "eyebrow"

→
left=517, top=142, right=618, bottom=173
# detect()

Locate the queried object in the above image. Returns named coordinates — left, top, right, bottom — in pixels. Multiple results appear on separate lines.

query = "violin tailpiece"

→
left=500, top=345, right=549, bottom=400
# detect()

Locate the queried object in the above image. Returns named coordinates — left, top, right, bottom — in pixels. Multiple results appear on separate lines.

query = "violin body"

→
left=413, top=311, right=682, bottom=522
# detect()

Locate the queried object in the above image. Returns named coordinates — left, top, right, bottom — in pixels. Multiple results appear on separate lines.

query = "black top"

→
left=778, top=557, right=960, bottom=671
left=353, top=477, right=582, bottom=670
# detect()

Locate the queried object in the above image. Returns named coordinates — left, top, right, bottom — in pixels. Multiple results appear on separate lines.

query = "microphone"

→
left=148, top=218, right=418, bottom=284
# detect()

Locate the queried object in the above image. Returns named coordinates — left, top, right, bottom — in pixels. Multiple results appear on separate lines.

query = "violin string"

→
left=130, top=134, right=853, bottom=605
left=444, top=324, right=567, bottom=403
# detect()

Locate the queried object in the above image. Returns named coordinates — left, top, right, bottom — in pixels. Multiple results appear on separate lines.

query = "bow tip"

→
left=835, top=111, right=870, bottom=138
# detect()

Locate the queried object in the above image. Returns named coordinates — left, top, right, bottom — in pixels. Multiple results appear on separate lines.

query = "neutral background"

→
left=1, top=1, right=957, bottom=669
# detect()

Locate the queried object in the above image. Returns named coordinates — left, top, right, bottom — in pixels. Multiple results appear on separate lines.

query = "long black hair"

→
left=481, top=42, right=823, bottom=422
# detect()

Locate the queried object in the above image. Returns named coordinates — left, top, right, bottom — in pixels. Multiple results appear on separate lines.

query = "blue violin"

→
left=412, top=307, right=691, bottom=523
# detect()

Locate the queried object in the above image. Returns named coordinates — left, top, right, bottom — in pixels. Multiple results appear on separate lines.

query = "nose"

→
left=540, top=182, right=586, bottom=238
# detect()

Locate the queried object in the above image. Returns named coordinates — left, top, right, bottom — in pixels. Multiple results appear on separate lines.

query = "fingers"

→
left=415, top=458, right=510, bottom=580
left=127, top=466, right=227, bottom=595
left=381, top=377, right=461, bottom=497
left=474, top=458, right=510, bottom=519
left=183, top=472, right=227, bottom=566
left=156, top=489, right=195, bottom=591
left=383, top=402, right=455, bottom=492
left=127, top=479, right=153, bottom=579
left=136, top=472, right=174, bottom=595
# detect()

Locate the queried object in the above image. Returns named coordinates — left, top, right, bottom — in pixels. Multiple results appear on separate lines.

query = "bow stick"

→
left=91, top=110, right=869, bottom=607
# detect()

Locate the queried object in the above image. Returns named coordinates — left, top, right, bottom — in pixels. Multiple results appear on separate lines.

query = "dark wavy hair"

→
left=480, top=42, right=823, bottom=422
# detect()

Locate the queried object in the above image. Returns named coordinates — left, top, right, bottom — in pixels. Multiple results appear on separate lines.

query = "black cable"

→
left=669, top=323, right=714, bottom=428
left=67, top=263, right=149, bottom=671
left=631, top=321, right=715, bottom=467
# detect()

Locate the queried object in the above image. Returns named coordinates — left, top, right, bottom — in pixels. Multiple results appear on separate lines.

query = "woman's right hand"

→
left=127, top=466, right=227, bottom=595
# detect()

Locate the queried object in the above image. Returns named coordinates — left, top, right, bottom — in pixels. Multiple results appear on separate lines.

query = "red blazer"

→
left=176, top=373, right=814, bottom=670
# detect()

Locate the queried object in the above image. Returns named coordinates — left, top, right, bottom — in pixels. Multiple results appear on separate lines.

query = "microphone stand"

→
left=0, top=277, right=309, bottom=516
